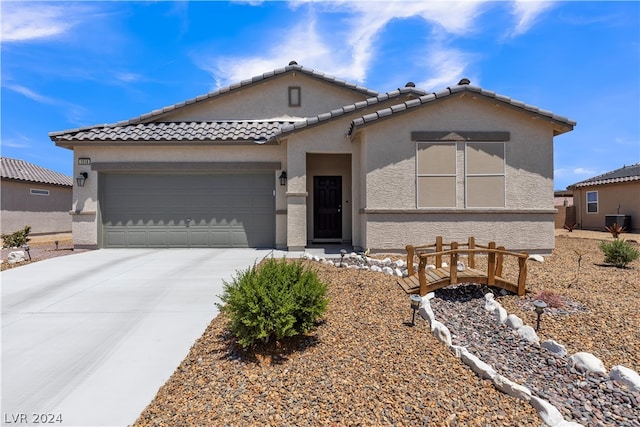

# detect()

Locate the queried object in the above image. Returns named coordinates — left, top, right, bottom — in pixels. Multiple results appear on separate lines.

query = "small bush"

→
left=217, top=257, right=329, bottom=348
left=599, top=239, right=640, bottom=268
left=1, top=225, right=31, bottom=248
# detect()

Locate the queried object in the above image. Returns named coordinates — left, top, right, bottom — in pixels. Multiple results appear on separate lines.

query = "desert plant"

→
left=563, top=223, right=578, bottom=232
left=1, top=225, right=31, bottom=248
left=217, top=257, right=329, bottom=348
left=599, top=239, right=640, bottom=268
left=605, top=223, right=625, bottom=238
left=533, top=290, right=564, bottom=308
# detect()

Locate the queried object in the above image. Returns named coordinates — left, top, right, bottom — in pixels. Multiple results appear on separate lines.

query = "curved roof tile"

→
left=1, top=157, right=72, bottom=186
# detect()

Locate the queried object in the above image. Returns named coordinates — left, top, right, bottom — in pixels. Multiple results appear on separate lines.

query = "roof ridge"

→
left=348, top=83, right=576, bottom=136
left=50, top=63, right=379, bottom=137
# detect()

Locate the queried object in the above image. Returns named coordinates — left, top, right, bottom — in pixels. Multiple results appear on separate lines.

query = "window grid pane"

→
left=466, top=142, right=505, bottom=208
left=416, top=142, right=456, bottom=208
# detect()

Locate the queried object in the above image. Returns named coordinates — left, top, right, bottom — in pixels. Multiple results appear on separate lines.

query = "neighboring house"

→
left=1, top=157, right=73, bottom=236
left=568, top=164, right=640, bottom=233
left=49, top=62, right=575, bottom=253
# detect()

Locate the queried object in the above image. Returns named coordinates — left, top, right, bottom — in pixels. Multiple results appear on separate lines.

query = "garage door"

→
left=101, top=173, right=275, bottom=248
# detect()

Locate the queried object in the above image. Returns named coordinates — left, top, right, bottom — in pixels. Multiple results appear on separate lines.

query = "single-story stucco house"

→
left=568, top=164, right=639, bottom=233
left=1, top=157, right=73, bottom=236
left=49, top=62, right=575, bottom=253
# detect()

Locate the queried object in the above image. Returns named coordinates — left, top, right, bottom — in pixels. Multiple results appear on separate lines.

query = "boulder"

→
left=394, top=268, right=403, bottom=277
left=370, top=265, right=383, bottom=273
left=529, top=396, right=574, bottom=426
left=505, top=314, right=524, bottom=329
left=459, top=348, right=496, bottom=380
left=493, top=305, right=508, bottom=323
left=541, top=340, right=567, bottom=358
left=430, top=320, right=452, bottom=346
left=456, top=261, right=465, bottom=271
left=528, top=254, right=545, bottom=263
left=394, top=259, right=406, bottom=268
left=516, top=325, right=540, bottom=343
left=569, top=352, right=607, bottom=375
left=609, top=365, right=640, bottom=391
left=7, top=251, right=26, bottom=264
left=492, top=374, right=532, bottom=401
left=382, top=266, right=394, bottom=275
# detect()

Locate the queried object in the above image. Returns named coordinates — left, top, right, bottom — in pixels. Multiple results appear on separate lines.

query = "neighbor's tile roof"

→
left=570, top=164, right=640, bottom=188
left=1, top=157, right=72, bottom=186
left=348, top=83, right=577, bottom=136
left=51, top=121, right=296, bottom=143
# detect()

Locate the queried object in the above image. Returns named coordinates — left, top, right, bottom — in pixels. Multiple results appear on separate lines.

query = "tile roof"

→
left=277, top=86, right=427, bottom=136
left=51, top=121, right=296, bottom=143
left=49, top=63, right=379, bottom=138
left=569, top=164, right=640, bottom=188
left=348, top=83, right=577, bottom=136
left=1, top=157, right=72, bottom=186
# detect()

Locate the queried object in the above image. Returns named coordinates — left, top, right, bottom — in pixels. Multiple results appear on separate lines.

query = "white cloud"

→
left=2, top=132, right=32, bottom=149
left=0, top=3, right=80, bottom=42
left=5, top=84, right=56, bottom=105
left=509, top=1, right=555, bottom=37
left=197, top=1, right=552, bottom=91
left=415, top=47, right=479, bottom=91
left=573, top=167, right=597, bottom=176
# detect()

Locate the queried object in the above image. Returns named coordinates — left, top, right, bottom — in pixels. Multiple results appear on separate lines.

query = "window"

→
left=30, top=188, right=50, bottom=196
left=465, top=142, right=505, bottom=208
left=416, top=142, right=456, bottom=207
left=288, top=86, right=301, bottom=107
left=586, top=191, right=598, bottom=213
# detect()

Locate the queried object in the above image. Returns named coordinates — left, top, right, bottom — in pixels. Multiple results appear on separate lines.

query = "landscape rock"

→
left=569, top=352, right=607, bottom=375
left=505, top=314, right=524, bottom=329
left=528, top=254, right=545, bottom=263
left=382, top=266, right=394, bottom=275
left=609, top=365, right=640, bottom=392
left=529, top=396, right=566, bottom=426
left=541, top=340, right=567, bottom=357
left=430, top=320, right=452, bottom=346
left=516, top=325, right=539, bottom=343
left=7, top=251, right=26, bottom=264
left=459, top=347, right=496, bottom=380
left=492, top=374, right=532, bottom=401
left=493, top=305, right=507, bottom=323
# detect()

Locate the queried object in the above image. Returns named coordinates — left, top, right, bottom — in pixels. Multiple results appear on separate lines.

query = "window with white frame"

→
left=586, top=191, right=598, bottom=213
left=30, top=188, right=50, bottom=196
left=416, top=142, right=456, bottom=207
left=465, top=142, right=505, bottom=208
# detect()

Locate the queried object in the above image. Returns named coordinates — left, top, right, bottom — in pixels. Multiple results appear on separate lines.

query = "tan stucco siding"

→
left=364, top=211, right=555, bottom=254
left=362, top=96, right=556, bottom=211
left=161, top=74, right=368, bottom=121
left=573, top=182, right=640, bottom=232
left=0, top=181, right=72, bottom=235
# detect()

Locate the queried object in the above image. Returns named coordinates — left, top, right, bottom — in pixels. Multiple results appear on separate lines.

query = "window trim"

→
left=30, top=188, right=50, bottom=196
left=288, top=86, right=301, bottom=107
left=464, top=141, right=506, bottom=208
left=586, top=190, right=598, bottom=214
left=416, top=141, right=457, bottom=208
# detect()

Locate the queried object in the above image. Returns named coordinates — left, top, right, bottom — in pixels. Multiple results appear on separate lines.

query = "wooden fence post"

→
left=406, top=245, right=415, bottom=276
left=468, top=236, right=475, bottom=268
left=496, top=246, right=505, bottom=278
left=435, top=236, right=443, bottom=267
left=517, top=254, right=527, bottom=296
left=450, top=241, right=458, bottom=284
left=487, top=242, right=496, bottom=285
left=419, top=255, right=428, bottom=296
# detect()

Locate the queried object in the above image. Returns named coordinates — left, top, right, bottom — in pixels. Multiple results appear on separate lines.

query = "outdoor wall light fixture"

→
left=76, top=172, right=88, bottom=187
left=409, top=294, right=422, bottom=326
left=279, top=171, right=287, bottom=186
left=533, top=300, right=547, bottom=331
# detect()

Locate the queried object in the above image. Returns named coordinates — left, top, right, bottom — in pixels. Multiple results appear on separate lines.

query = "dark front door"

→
left=313, top=176, right=342, bottom=239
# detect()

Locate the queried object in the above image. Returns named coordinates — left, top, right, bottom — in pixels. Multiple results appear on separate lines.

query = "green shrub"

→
left=599, top=239, right=640, bottom=268
left=1, top=225, right=31, bottom=248
left=217, top=257, right=329, bottom=348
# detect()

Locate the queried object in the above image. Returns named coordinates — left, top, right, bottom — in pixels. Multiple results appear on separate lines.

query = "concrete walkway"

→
left=1, top=248, right=305, bottom=427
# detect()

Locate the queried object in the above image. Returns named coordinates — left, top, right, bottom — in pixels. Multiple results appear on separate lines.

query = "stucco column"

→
left=285, top=152, right=307, bottom=250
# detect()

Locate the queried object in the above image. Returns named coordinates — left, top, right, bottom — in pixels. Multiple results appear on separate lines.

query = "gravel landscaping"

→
left=133, top=233, right=639, bottom=426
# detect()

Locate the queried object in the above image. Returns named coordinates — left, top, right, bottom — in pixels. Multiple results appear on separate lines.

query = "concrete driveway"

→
left=1, top=248, right=293, bottom=427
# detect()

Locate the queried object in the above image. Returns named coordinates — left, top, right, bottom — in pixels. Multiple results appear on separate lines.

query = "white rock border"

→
left=303, top=252, right=640, bottom=426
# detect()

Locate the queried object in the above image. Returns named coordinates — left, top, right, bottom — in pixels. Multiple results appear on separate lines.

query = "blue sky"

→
left=1, top=1, right=638, bottom=190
